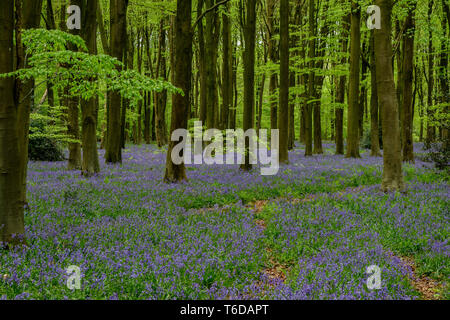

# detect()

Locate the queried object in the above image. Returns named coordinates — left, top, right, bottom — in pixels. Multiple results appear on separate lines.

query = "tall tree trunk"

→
left=205, top=0, right=220, bottom=130
left=313, top=0, right=330, bottom=155
left=67, top=0, right=82, bottom=170
left=105, top=0, right=128, bottom=163
left=240, top=0, right=257, bottom=170
left=439, top=3, right=449, bottom=149
left=221, top=2, right=233, bottom=129
left=374, top=0, right=405, bottom=192
left=155, top=20, right=168, bottom=147
left=16, top=0, right=44, bottom=200
left=426, top=1, right=435, bottom=145
left=81, top=0, right=100, bottom=176
left=0, top=0, right=25, bottom=245
left=369, top=31, right=381, bottom=156
left=164, top=0, right=192, bottom=182
left=401, top=4, right=416, bottom=163
left=305, top=0, right=315, bottom=156
left=267, top=0, right=279, bottom=130
left=335, top=12, right=350, bottom=155
left=279, top=0, right=289, bottom=163
left=346, top=1, right=361, bottom=158
left=197, top=0, right=207, bottom=124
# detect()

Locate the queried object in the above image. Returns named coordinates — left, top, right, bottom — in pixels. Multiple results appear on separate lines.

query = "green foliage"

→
left=1, top=29, right=182, bottom=108
left=28, top=114, right=65, bottom=162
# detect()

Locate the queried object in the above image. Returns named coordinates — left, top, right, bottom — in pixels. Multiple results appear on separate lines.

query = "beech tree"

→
left=278, top=0, right=289, bottom=164
left=374, top=0, right=405, bottom=192
left=105, top=0, right=129, bottom=164
left=239, top=0, right=257, bottom=171
left=164, top=0, right=193, bottom=182
left=346, top=1, right=361, bottom=158
left=0, top=0, right=24, bottom=245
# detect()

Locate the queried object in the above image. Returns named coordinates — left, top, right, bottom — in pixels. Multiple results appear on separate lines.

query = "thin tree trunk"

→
left=346, top=1, right=361, bottom=158
left=305, top=0, right=315, bottom=156
left=335, top=12, right=350, bottom=155
left=240, top=0, right=257, bottom=170
left=221, top=2, right=233, bottom=129
left=279, top=0, right=290, bottom=163
left=369, top=31, right=381, bottom=156
left=401, top=4, right=416, bottom=163
left=267, top=0, right=278, bottom=130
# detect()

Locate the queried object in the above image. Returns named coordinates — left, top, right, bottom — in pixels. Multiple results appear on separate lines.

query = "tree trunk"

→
left=15, top=0, right=44, bottom=200
left=197, top=0, right=207, bottom=124
left=374, top=0, right=405, bottom=192
left=205, top=0, right=220, bottom=130
left=67, top=0, right=83, bottom=170
left=305, top=0, right=315, bottom=156
left=164, top=0, right=192, bottom=182
left=105, top=0, right=128, bottom=163
left=426, top=1, right=435, bottom=145
left=81, top=0, right=100, bottom=176
left=346, top=1, right=361, bottom=158
left=279, top=0, right=290, bottom=164
left=0, top=0, right=26, bottom=245
left=335, top=12, right=350, bottom=155
left=267, top=0, right=278, bottom=130
left=221, top=2, right=233, bottom=129
left=241, top=0, right=257, bottom=171
left=369, top=31, right=381, bottom=156
left=155, top=20, right=168, bottom=147
left=401, top=4, right=416, bottom=163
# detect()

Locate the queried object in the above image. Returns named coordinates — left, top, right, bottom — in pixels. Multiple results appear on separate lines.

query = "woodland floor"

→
left=0, top=143, right=448, bottom=300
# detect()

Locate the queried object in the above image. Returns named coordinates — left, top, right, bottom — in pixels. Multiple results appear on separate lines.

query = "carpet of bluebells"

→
left=0, top=143, right=448, bottom=300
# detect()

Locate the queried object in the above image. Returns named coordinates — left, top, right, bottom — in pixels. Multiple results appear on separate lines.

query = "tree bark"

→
left=369, top=31, right=381, bottom=156
left=155, top=20, right=168, bottom=147
left=81, top=0, right=100, bottom=176
left=0, top=0, right=25, bottom=245
left=221, top=2, right=233, bottom=129
left=240, top=0, right=257, bottom=171
left=279, top=0, right=289, bottom=164
left=267, top=0, right=279, bottom=130
left=164, top=0, right=192, bottom=182
left=16, top=0, right=44, bottom=198
left=346, top=1, right=361, bottom=158
left=335, top=12, right=350, bottom=155
left=305, top=0, right=315, bottom=156
left=401, top=4, right=416, bottom=163
left=105, top=0, right=128, bottom=164
left=374, top=0, right=405, bottom=192
left=426, top=1, right=435, bottom=145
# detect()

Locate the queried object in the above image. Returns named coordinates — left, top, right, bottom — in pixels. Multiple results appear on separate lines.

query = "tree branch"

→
left=193, top=0, right=232, bottom=30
